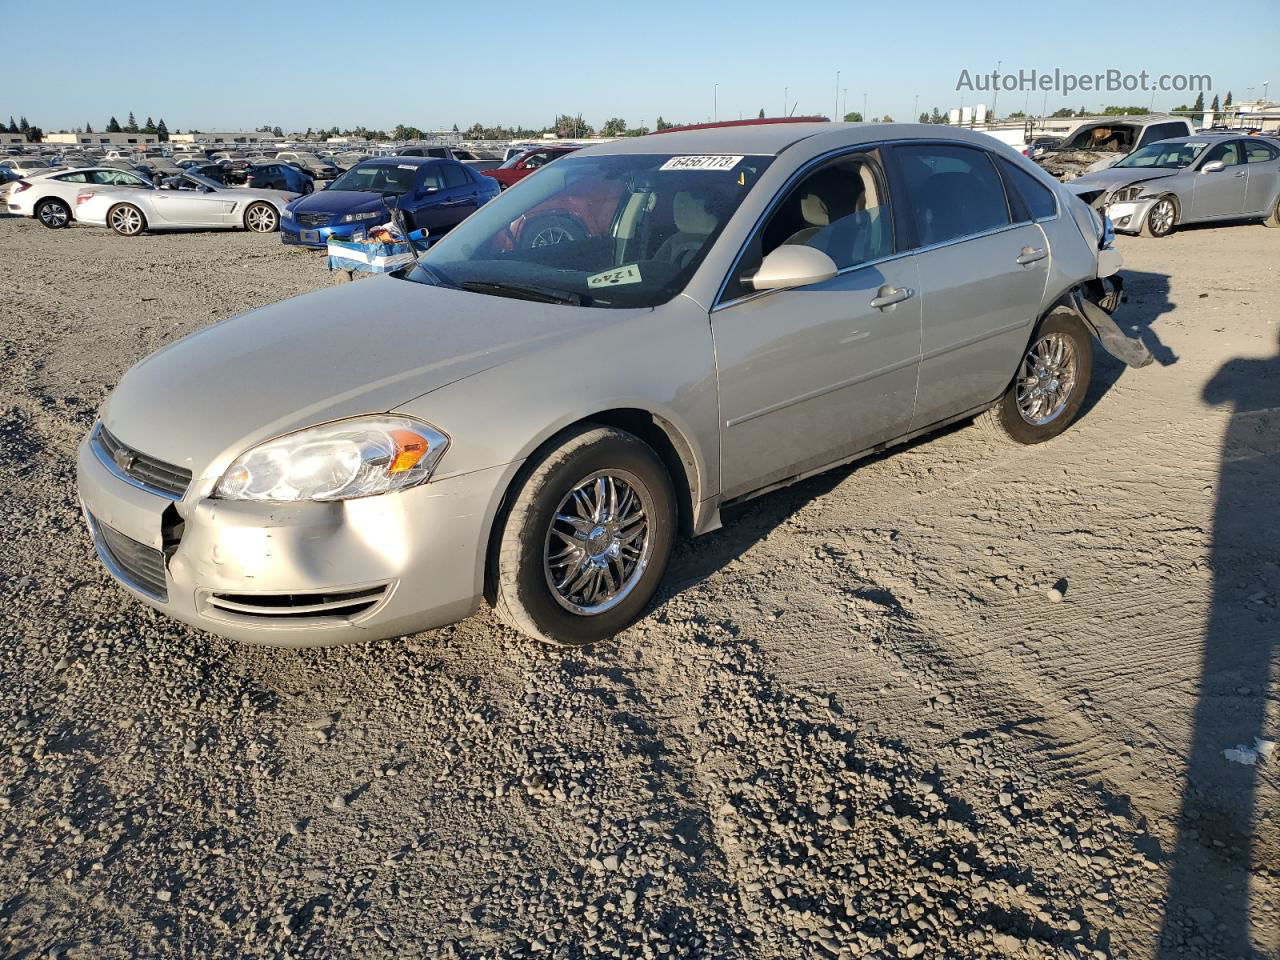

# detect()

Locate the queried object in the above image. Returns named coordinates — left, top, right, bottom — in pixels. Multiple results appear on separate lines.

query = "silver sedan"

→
left=1068, top=133, right=1280, bottom=237
left=75, top=172, right=298, bottom=236
left=77, top=123, right=1149, bottom=647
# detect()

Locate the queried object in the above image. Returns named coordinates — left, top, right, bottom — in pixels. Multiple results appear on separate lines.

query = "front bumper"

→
left=76, top=431, right=518, bottom=646
left=1102, top=197, right=1158, bottom=234
left=280, top=217, right=366, bottom=249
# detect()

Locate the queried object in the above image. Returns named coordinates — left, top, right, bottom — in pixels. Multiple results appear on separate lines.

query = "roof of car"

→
left=362, top=155, right=440, bottom=165
left=579, top=122, right=1027, bottom=158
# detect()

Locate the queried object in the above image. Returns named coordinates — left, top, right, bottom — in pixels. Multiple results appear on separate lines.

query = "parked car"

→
left=246, top=161, right=315, bottom=194
left=6, top=166, right=154, bottom=227
left=179, top=162, right=231, bottom=184
left=482, top=146, right=579, bottom=189
left=274, top=151, right=338, bottom=180
left=77, top=123, right=1150, bottom=648
left=75, top=172, right=297, bottom=236
left=280, top=156, right=498, bottom=248
left=1068, top=133, right=1280, bottom=236
left=1035, top=115, right=1193, bottom=180
left=1, top=156, right=59, bottom=177
left=141, top=158, right=185, bottom=180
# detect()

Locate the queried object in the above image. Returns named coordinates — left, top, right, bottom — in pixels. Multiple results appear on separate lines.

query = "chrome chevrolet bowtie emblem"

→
left=113, top=448, right=136, bottom=472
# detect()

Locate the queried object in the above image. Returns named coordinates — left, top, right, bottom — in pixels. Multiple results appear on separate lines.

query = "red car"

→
left=481, top=146, right=579, bottom=189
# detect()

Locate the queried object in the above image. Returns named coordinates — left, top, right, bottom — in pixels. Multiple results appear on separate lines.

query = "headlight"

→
left=1110, top=185, right=1144, bottom=203
left=1101, top=213, right=1115, bottom=249
left=341, top=210, right=381, bottom=223
left=215, top=416, right=449, bottom=502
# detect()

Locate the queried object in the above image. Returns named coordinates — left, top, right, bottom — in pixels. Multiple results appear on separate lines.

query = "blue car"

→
left=246, top=161, right=315, bottom=195
left=280, top=156, right=499, bottom=249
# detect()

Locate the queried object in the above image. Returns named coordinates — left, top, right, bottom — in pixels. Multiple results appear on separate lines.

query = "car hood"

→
left=1035, top=149, right=1126, bottom=181
left=288, top=189, right=398, bottom=216
left=101, top=276, right=644, bottom=481
left=1067, top=167, right=1178, bottom=195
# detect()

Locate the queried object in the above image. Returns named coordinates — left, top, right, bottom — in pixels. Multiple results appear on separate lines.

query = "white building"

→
left=46, top=131, right=160, bottom=147
left=168, top=131, right=280, bottom=145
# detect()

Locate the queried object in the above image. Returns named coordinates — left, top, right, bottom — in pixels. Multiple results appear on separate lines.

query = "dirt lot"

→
left=0, top=214, right=1276, bottom=960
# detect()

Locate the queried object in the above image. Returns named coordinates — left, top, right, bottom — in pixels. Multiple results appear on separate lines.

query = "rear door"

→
left=438, top=161, right=478, bottom=227
left=1242, top=138, right=1280, bottom=215
left=887, top=142, right=1050, bottom=431
left=712, top=149, right=922, bottom=501
left=1188, top=140, right=1249, bottom=220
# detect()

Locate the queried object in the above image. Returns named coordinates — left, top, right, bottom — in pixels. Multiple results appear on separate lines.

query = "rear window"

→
left=442, top=162, right=469, bottom=188
left=895, top=144, right=1011, bottom=246
left=1000, top=159, right=1058, bottom=221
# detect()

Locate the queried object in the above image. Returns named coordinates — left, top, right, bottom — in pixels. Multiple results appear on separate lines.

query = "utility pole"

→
left=783, top=87, right=788, bottom=117
left=862, top=91, right=867, bottom=121
left=714, top=83, right=719, bottom=122
left=990, top=59, right=1002, bottom=119
left=913, top=94, right=918, bottom=120
left=835, top=71, right=840, bottom=121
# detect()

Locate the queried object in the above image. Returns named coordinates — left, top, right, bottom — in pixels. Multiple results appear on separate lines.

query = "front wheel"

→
left=492, top=426, right=676, bottom=646
left=36, top=198, right=72, bottom=229
left=1140, top=196, right=1177, bottom=238
left=107, top=203, right=146, bottom=237
left=977, top=310, right=1093, bottom=445
left=519, top=214, right=584, bottom=249
left=244, top=201, right=278, bottom=233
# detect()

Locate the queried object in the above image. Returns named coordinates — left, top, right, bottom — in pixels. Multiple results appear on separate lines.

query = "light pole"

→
left=783, top=87, right=788, bottom=117
left=714, top=83, right=718, bottom=122
left=835, top=71, right=840, bottom=121
left=913, top=94, right=918, bottom=121
left=1265, top=80, right=1271, bottom=102
left=990, top=59, right=1002, bottom=120
left=844, top=88, right=848, bottom=120
left=862, top=91, right=867, bottom=122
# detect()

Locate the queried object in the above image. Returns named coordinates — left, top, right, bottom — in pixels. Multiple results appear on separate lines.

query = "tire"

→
left=1263, top=195, right=1280, bottom=228
left=1140, top=195, right=1177, bottom=238
left=492, top=426, right=677, bottom=646
left=35, top=198, right=71, bottom=229
left=244, top=201, right=278, bottom=233
left=519, top=214, right=584, bottom=250
left=976, top=309, right=1094, bottom=445
left=302, top=181, right=314, bottom=195
left=107, top=203, right=146, bottom=237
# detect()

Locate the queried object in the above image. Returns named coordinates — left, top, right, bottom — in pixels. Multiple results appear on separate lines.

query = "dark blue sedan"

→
left=280, top=156, right=499, bottom=249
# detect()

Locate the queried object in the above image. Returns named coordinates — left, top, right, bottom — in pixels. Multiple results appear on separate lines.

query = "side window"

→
left=441, top=162, right=469, bottom=188
left=1205, top=141, right=1245, bottom=166
left=1245, top=140, right=1279, bottom=163
left=426, top=148, right=447, bottom=159
left=524, top=152, right=551, bottom=169
left=56, top=172, right=89, bottom=183
left=723, top=153, right=893, bottom=302
left=999, top=159, right=1058, bottom=221
left=895, top=143, right=1011, bottom=246
left=419, top=167, right=445, bottom=190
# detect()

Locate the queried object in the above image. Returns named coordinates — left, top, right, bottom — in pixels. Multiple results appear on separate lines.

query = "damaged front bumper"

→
left=1099, top=197, right=1158, bottom=234
left=1072, top=273, right=1152, bottom=368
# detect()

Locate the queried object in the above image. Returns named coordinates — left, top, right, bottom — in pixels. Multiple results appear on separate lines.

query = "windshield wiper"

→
left=459, top=281, right=586, bottom=306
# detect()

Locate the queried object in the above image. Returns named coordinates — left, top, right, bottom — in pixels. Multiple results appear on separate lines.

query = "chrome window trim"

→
left=712, top=137, right=1056, bottom=311
left=90, top=424, right=185, bottom=502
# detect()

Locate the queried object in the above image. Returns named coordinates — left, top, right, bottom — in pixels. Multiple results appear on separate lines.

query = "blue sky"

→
left=7, top=0, right=1278, bottom=133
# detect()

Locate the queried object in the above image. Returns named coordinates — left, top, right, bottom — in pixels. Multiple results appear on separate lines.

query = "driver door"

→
left=711, top=150, right=922, bottom=501
left=1188, top=141, right=1248, bottom=221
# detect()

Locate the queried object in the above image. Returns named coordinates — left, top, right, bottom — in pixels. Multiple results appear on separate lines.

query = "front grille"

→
left=86, top=510, right=168, bottom=601
left=94, top=424, right=191, bottom=499
left=206, top=586, right=388, bottom=621
left=296, top=211, right=331, bottom=228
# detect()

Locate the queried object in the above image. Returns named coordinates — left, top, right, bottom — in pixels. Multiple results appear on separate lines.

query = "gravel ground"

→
left=0, top=214, right=1276, bottom=960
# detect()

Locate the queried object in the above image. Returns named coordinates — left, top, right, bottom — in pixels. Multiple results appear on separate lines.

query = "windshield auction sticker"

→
left=587, top=264, right=643, bottom=288
left=659, top=155, right=744, bottom=171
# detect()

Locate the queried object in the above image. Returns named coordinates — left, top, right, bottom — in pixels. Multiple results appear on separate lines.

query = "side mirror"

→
left=1200, top=160, right=1225, bottom=174
left=748, top=245, right=840, bottom=291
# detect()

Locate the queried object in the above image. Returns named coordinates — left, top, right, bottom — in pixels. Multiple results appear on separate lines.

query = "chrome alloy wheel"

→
left=530, top=225, right=573, bottom=247
left=1148, top=198, right=1175, bottom=235
left=246, top=204, right=277, bottom=232
left=38, top=201, right=69, bottom=228
left=544, top=471, right=654, bottom=615
left=109, top=205, right=143, bottom=236
left=1016, top=333, right=1078, bottom=426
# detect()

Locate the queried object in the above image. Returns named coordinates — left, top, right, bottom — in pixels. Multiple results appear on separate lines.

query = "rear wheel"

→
left=36, top=198, right=71, bottom=229
left=244, top=201, right=278, bottom=233
left=107, top=203, right=146, bottom=237
left=1263, top=194, right=1280, bottom=228
left=1140, top=196, right=1177, bottom=238
left=492, top=426, right=676, bottom=646
left=520, top=214, right=584, bottom=249
left=977, top=310, right=1093, bottom=445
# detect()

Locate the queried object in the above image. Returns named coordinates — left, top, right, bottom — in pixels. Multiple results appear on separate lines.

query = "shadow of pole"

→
left=1157, top=342, right=1279, bottom=958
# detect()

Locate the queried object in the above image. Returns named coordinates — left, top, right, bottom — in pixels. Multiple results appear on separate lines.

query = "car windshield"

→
left=23, top=159, right=50, bottom=168
left=293, top=153, right=321, bottom=163
left=1114, top=140, right=1209, bottom=169
left=405, top=152, right=774, bottom=309
left=329, top=163, right=418, bottom=195
left=184, top=173, right=223, bottom=190
left=1060, top=124, right=1139, bottom=152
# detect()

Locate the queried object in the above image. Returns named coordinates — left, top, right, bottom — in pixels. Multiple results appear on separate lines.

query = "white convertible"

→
left=74, top=172, right=298, bottom=236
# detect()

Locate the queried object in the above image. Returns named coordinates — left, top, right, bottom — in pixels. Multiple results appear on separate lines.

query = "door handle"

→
left=1233, top=171, right=1247, bottom=178
left=870, top=286, right=914, bottom=309
left=1016, top=246, right=1047, bottom=265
